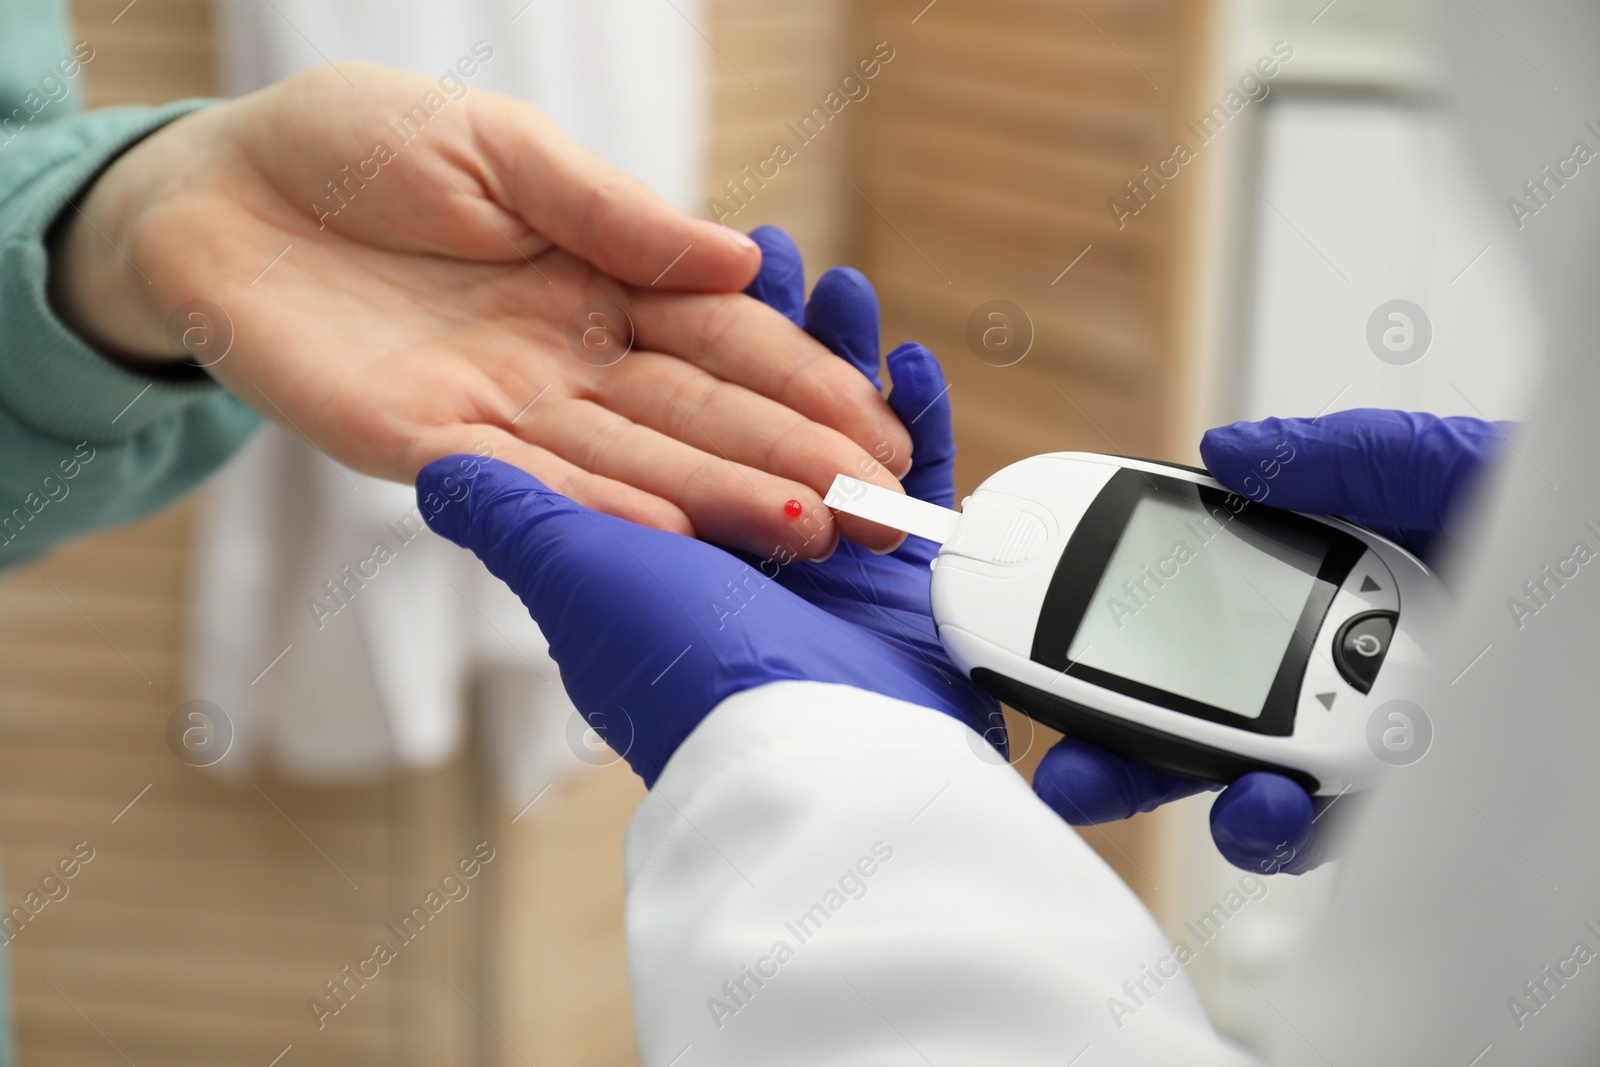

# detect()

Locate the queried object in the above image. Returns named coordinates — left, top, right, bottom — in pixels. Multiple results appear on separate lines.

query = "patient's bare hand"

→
left=50, top=62, right=911, bottom=557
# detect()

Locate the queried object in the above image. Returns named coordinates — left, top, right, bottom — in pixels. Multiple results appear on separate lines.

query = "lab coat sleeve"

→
left=625, top=681, right=1262, bottom=1066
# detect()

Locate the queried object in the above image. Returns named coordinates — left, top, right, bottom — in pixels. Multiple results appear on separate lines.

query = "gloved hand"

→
left=1033, top=408, right=1505, bottom=874
left=417, top=229, right=1001, bottom=785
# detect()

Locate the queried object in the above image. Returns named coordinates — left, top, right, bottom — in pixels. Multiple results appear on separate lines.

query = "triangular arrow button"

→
left=1360, top=576, right=1381, bottom=593
left=1316, top=692, right=1337, bottom=710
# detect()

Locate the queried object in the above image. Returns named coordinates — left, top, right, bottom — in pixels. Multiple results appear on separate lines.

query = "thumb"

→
left=417, top=454, right=588, bottom=603
left=417, top=455, right=689, bottom=776
left=417, top=456, right=683, bottom=659
left=1032, top=736, right=1212, bottom=824
left=1209, top=772, right=1315, bottom=874
left=418, top=455, right=801, bottom=787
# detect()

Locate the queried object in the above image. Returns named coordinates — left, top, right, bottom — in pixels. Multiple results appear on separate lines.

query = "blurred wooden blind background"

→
left=3, top=4, right=500, bottom=1066
left=0, top=0, right=1209, bottom=1064
left=862, top=0, right=1209, bottom=896
left=712, top=0, right=1208, bottom=897
left=855, top=0, right=1206, bottom=482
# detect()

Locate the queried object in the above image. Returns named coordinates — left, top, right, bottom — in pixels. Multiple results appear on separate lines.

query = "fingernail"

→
left=869, top=532, right=908, bottom=555
left=727, top=228, right=759, bottom=252
left=814, top=525, right=842, bottom=562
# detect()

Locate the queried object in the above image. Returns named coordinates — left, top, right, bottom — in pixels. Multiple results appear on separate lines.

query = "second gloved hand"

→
left=1033, top=409, right=1505, bottom=874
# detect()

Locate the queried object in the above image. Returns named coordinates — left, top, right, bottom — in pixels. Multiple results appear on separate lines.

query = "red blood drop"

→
left=784, top=498, right=803, bottom=519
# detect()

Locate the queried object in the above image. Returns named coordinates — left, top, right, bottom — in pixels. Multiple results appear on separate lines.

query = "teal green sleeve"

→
left=0, top=39, right=260, bottom=569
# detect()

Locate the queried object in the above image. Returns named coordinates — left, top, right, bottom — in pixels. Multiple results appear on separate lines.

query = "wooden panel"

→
left=853, top=0, right=1213, bottom=902
left=68, top=0, right=215, bottom=106
left=0, top=7, right=490, bottom=1067
left=0, top=499, right=493, bottom=1067
left=702, top=0, right=852, bottom=275
left=495, top=764, right=646, bottom=1067
left=854, top=0, right=1206, bottom=473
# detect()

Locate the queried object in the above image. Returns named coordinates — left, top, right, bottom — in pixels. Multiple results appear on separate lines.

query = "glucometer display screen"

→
left=1066, top=491, right=1325, bottom=719
left=1031, top=469, right=1364, bottom=736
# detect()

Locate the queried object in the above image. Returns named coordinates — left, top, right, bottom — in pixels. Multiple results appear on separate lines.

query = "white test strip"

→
left=824, top=475, right=963, bottom=545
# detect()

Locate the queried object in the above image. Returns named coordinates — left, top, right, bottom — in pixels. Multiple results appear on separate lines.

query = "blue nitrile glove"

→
left=741, top=227, right=1005, bottom=747
left=1200, top=409, right=1509, bottom=559
left=1033, top=408, right=1505, bottom=874
left=417, top=235, right=1000, bottom=786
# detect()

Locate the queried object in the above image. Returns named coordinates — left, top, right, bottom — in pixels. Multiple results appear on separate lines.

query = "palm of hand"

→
left=60, top=64, right=910, bottom=558
left=162, top=205, right=684, bottom=519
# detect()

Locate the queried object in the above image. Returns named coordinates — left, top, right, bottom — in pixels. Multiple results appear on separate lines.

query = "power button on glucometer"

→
left=1334, top=611, right=1397, bottom=694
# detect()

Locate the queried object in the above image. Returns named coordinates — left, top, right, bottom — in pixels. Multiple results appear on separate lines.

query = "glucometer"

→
left=825, top=454, right=1445, bottom=795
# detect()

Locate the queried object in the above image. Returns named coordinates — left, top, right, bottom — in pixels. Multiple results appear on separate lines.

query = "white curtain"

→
left=187, top=0, right=705, bottom=792
left=214, top=0, right=706, bottom=212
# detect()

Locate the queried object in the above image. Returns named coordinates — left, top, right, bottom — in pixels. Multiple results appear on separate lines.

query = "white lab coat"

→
left=621, top=0, right=1600, bottom=1058
left=1255, top=2, right=1600, bottom=1063
left=625, top=682, right=1258, bottom=1066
